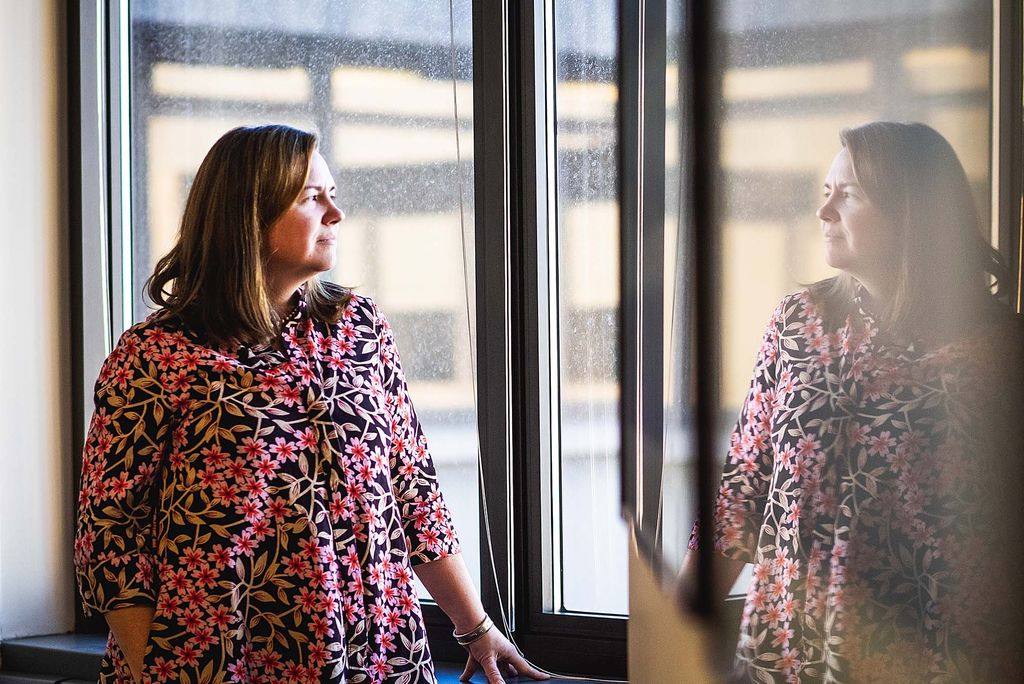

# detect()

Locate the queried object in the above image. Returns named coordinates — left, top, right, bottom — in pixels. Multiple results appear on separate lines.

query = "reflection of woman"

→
left=74, top=125, right=545, bottom=684
left=685, top=122, right=1021, bottom=682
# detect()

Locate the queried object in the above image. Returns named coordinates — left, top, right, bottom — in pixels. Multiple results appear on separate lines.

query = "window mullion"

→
left=73, top=0, right=118, bottom=634
left=993, top=0, right=1024, bottom=310
left=471, top=0, right=517, bottom=633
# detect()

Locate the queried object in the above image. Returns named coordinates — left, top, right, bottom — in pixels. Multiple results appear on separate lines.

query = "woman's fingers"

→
left=480, top=653, right=505, bottom=684
left=459, top=629, right=550, bottom=682
left=460, top=655, right=479, bottom=682
left=508, top=652, right=550, bottom=680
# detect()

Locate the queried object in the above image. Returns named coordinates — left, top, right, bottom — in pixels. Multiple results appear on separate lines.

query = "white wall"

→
left=0, top=0, right=74, bottom=640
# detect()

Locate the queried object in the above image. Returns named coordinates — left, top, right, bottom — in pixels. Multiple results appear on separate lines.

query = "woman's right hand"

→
left=103, top=605, right=155, bottom=683
left=460, top=628, right=550, bottom=683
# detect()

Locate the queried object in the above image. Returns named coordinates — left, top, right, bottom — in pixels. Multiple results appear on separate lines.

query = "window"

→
left=75, top=0, right=626, bottom=676
left=68, top=0, right=1024, bottom=678
left=550, top=0, right=627, bottom=616
left=387, top=311, right=459, bottom=383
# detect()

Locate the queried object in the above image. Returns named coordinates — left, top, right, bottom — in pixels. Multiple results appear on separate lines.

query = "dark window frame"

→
left=474, top=1, right=627, bottom=676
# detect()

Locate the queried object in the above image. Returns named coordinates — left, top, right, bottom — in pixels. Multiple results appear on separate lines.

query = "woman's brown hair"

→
left=146, top=124, right=350, bottom=347
left=813, top=121, right=1010, bottom=339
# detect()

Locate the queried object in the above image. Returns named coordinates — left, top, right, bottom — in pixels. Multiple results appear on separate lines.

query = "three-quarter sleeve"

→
left=372, top=301, right=461, bottom=565
left=74, top=328, right=169, bottom=615
left=689, top=301, right=783, bottom=562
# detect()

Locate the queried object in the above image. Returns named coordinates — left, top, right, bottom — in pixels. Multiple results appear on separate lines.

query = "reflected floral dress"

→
left=693, top=286, right=1016, bottom=683
left=74, top=292, right=460, bottom=684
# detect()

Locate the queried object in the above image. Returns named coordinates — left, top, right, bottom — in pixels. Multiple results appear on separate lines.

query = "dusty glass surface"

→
left=552, top=0, right=628, bottom=615
left=127, top=0, right=480, bottom=591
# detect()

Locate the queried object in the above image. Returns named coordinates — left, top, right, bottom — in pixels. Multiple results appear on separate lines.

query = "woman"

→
left=684, top=121, right=1022, bottom=682
left=74, top=125, right=547, bottom=684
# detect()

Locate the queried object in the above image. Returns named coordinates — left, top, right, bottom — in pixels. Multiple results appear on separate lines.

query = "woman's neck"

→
left=852, top=272, right=895, bottom=311
left=269, top=286, right=301, bottom=320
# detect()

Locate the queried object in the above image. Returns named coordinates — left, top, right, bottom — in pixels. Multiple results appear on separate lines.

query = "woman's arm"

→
left=104, top=605, right=155, bottom=684
left=410, top=553, right=485, bottom=633
left=371, top=301, right=546, bottom=681
left=414, top=554, right=548, bottom=683
left=75, top=328, right=169, bottom=683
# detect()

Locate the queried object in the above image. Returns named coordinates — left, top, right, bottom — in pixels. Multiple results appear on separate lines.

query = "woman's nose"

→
left=816, top=198, right=835, bottom=222
left=325, top=200, right=345, bottom=224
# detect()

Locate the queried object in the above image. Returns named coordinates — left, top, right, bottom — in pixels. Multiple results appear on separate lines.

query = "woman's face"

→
left=265, top=151, right=344, bottom=285
left=816, top=147, right=897, bottom=286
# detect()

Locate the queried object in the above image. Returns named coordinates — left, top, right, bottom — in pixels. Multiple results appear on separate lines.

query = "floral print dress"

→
left=695, top=287, right=1015, bottom=683
left=75, top=292, right=460, bottom=684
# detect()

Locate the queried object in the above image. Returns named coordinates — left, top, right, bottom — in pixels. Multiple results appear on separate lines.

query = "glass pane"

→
left=552, top=0, right=628, bottom=615
left=127, top=0, right=480, bottom=591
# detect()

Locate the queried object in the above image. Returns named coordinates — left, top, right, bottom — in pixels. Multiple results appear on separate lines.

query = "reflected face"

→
left=816, top=148, right=896, bottom=282
left=265, top=152, right=344, bottom=283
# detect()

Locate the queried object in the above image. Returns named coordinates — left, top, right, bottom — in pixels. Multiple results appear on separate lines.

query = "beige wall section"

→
left=0, top=0, right=74, bottom=640
left=628, top=541, right=717, bottom=683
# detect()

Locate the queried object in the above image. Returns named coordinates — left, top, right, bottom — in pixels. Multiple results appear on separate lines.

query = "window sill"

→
left=0, top=634, right=608, bottom=684
left=0, top=633, right=104, bottom=682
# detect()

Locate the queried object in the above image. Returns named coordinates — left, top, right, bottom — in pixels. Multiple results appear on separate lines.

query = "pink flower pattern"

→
left=692, top=288, right=1014, bottom=683
left=75, top=293, right=459, bottom=683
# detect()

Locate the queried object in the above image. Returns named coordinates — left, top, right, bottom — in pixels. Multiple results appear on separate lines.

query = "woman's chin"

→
left=311, top=257, right=337, bottom=275
left=823, top=247, right=848, bottom=271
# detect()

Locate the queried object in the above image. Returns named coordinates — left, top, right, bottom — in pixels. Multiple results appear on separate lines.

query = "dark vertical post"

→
left=639, top=0, right=668, bottom=552
left=618, top=0, right=642, bottom=540
left=472, top=0, right=515, bottom=631
left=996, top=0, right=1023, bottom=311
left=688, top=0, right=723, bottom=619
left=618, top=0, right=668, bottom=552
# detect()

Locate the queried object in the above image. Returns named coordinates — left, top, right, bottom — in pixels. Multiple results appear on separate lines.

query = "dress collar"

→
left=278, top=284, right=309, bottom=329
left=851, top=281, right=877, bottom=324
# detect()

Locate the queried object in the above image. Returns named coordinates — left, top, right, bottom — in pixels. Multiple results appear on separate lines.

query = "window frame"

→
left=995, top=0, right=1024, bottom=312
left=71, top=0, right=124, bottom=633
left=474, top=0, right=628, bottom=675
left=618, top=0, right=669, bottom=559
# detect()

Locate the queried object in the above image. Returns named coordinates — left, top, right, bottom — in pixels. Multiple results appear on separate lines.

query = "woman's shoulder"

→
left=119, top=311, right=180, bottom=341
left=112, top=312, right=199, bottom=355
left=336, top=290, right=376, bottom=322
left=319, top=289, right=394, bottom=341
left=96, top=314, right=194, bottom=383
left=334, top=289, right=395, bottom=329
left=769, top=287, right=826, bottom=328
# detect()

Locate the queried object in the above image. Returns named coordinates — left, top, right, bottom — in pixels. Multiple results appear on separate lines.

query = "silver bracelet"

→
left=453, top=615, right=493, bottom=646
